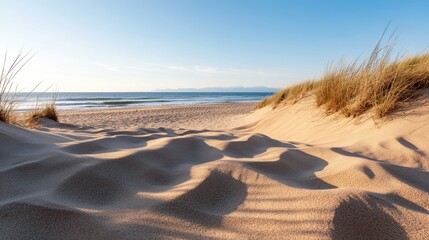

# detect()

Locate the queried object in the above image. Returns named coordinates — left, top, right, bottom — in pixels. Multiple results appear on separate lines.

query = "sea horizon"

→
left=16, top=91, right=274, bottom=110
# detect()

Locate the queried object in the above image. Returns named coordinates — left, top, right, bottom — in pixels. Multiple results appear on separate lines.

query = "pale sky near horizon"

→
left=1, top=0, right=429, bottom=92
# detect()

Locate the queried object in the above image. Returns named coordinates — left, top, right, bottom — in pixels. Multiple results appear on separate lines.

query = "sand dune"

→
left=1, top=100, right=428, bottom=239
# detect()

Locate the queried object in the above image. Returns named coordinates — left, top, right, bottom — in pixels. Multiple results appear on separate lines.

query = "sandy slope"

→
left=1, top=100, right=428, bottom=239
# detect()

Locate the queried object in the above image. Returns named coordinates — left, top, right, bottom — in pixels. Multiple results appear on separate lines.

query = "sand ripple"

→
left=1, top=100, right=429, bottom=239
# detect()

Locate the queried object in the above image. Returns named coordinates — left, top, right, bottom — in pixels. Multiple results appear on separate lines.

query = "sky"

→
left=1, top=0, right=429, bottom=92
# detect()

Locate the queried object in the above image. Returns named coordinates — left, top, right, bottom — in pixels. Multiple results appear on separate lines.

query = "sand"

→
left=59, top=102, right=255, bottom=130
left=1, top=100, right=428, bottom=239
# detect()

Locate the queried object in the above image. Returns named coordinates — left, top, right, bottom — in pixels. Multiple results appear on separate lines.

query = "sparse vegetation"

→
left=0, top=51, right=33, bottom=123
left=256, top=81, right=318, bottom=109
left=257, top=38, right=429, bottom=119
left=25, top=93, right=59, bottom=128
left=0, top=50, right=59, bottom=127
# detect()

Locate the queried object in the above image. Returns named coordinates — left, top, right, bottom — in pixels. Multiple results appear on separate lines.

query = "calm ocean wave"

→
left=15, top=92, right=274, bottom=110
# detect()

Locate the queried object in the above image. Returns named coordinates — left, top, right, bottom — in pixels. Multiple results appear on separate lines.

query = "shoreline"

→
left=16, top=100, right=263, bottom=112
left=59, top=101, right=257, bottom=112
left=17, top=91, right=272, bottom=111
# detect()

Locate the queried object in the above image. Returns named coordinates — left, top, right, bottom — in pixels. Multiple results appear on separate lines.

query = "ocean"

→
left=16, top=92, right=274, bottom=110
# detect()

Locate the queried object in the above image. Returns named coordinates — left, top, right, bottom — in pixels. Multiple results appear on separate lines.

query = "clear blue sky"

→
left=1, top=0, right=429, bottom=92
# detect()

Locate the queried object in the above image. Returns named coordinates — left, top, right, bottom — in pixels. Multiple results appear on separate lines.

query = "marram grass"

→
left=257, top=45, right=429, bottom=119
left=1, top=51, right=59, bottom=127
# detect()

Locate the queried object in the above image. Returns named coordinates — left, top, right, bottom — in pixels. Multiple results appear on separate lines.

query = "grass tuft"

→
left=256, top=81, right=318, bottom=109
left=0, top=51, right=34, bottom=123
left=257, top=38, right=429, bottom=119
left=25, top=92, right=59, bottom=128
left=0, top=50, right=59, bottom=127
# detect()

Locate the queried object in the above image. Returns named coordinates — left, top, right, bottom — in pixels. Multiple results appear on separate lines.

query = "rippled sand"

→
left=1, top=100, right=428, bottom=239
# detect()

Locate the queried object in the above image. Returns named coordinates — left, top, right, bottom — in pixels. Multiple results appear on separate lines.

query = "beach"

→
left=59, top=102, right=255, bottom=129
left=1, top=98, right=428, bottom=239
left=3, top=1, right=429, bottom=239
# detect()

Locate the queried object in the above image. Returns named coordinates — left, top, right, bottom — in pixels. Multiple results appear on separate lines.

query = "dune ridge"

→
left=1, top=100, right=428, bottom=239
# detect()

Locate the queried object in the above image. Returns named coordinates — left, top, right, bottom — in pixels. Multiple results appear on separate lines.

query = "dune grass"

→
left=256, top=80, right=318, bottom=109
left=0, top=50, right=59, bottom=127
left=25, top=92, right=59, bottom=128
left=0, top=51, right=34, bottom=123
left=257, top=42, right=429, bottom=119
